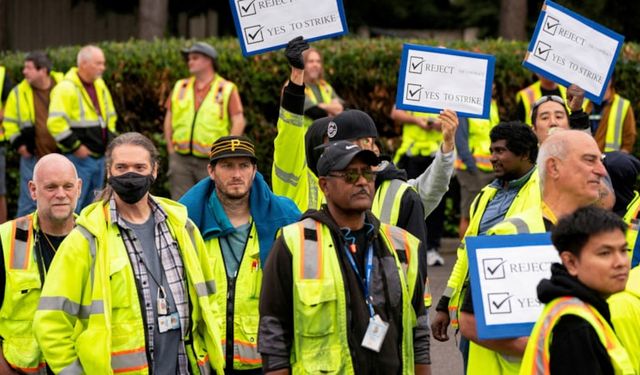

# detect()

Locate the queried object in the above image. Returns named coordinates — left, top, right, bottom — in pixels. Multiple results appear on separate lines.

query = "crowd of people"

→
left=0, top=34, right=637, bottom=374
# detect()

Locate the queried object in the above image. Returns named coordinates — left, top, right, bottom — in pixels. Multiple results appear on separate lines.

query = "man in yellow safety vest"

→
left=164, top=41, right=246, bottom=200
left=519, top=206, right=634, bottom=374
left=0, top=154, right=80, bottom=374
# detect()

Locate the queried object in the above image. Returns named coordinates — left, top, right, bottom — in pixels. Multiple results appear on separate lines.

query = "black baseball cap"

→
left=209, top=136, right=257, bottom=164
left=181, top=42, right=218, bottom=60
left=327, top=110, right=378, bottom=141
left=317, top=141, right=379, bottom=177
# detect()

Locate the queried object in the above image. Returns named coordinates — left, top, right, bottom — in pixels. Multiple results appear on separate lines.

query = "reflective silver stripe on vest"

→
left=386, top=225, right=408, bottom=252
left=274, top=164, right=300, bottom=186
left=195, top=280, right=216, bottom=297
left=111, top=348, right=148, bottom=372
left=378, top=179, right=405, bottom=224
left=48, top=111, right=72, bottom=123
left=301, top=218, right=321, bottom=279
left=69, top=120, right=101, bottom=128
left=443, top=286, right=455, bottom=298
left=504, top=218, right=530, bottom=234
left=59, top=358, right=83, bottom=375
left=73, top=86, right=103, bottom=129
left=235, top=341, right=261, bottom=365
left=37, top=296, right=103, bottom=318
left=52, top=128, right=74, bottom=142
left=279, top=107, right=304, bottom=127
left=11, top=216, right=31, bottom=270
left=532, top=297, right=583, bottom=373
left=606, top=98, right=626, bottom=151
left=198, top=357, right=211, bottom=375
left=76, top=225, right=97, bottom=291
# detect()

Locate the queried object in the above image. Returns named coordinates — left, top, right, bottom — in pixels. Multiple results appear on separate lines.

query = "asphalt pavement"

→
left=429, top=238, right=465, bottom=375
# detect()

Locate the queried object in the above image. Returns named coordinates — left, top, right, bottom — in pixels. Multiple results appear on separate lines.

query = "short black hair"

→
left=531, top=99, right=569, bottom=127
left=25, top=51, right=52, bottom=73
left=551, top=206, right=627, bottom=257
left=489, top=121, right=539, bottom=163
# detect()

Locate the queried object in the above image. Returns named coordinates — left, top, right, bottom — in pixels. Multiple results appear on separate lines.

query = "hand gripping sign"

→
left=466, top=233, right=561, bottom=339
left=229, top=0, right=348, bottom=56
left=523, top=0, right=624, bottom=103
left=395, top=43, right=495, bottom=119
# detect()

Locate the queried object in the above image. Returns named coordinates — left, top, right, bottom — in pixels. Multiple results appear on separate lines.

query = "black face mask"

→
left=108, top=172, right=154, bottom=204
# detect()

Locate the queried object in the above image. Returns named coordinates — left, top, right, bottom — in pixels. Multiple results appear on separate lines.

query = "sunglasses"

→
left=327, top=168, right=376, bottom=184
left=531, top=95, right=565, bottom=111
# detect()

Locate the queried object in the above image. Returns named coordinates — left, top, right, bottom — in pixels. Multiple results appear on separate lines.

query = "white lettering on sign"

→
left=396, top=44, right=495, bottom=118
left=231, top=0, right=347, bottom=56
left=523, top=0, right=624, bottom=103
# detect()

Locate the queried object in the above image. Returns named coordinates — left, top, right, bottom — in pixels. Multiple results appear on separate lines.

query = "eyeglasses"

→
left=327, top=168, right=376, bottom=184
left=531, top=95, right=565, bottom=111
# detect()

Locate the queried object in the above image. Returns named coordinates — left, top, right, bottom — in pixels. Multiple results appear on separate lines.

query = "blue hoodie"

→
left=180, top=172, right=301, bottom=267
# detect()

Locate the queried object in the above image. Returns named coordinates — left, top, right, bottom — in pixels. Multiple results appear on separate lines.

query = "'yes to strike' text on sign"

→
left=229, top=0, right=348, bottom=56
left=395, top=44, right=495, bottom=118
left=466, top=233, right=561, bottom=340
left=523, top=0, right=624, bottom=103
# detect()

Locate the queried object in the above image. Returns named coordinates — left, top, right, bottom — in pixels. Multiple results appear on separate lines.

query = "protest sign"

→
left=466, top=233, right=561, bottom=339
left=229, top=0, right=348, bottom=56
left=524, top=0, right=624, bottom=103
left=395, top=44, right=495, bottom=118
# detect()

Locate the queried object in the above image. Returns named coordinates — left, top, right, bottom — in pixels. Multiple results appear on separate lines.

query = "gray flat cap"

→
left=181, top=42, right=218, bottom=60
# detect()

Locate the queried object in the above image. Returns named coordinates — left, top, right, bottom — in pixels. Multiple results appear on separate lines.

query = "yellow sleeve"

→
left=47, top=81, right=81, bottom=152
left=2, top=87, right=19, bottom=144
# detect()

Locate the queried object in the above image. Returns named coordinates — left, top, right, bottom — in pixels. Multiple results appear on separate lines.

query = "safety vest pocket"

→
left=3, top=335, right=41, bottom=370
left=109, top=259, right=132, bottom=309
left=298, top=346, right=343, bottom=374
left=1, top=274, right=41, bottom=320
left=295, top=281, right=337, bottom=337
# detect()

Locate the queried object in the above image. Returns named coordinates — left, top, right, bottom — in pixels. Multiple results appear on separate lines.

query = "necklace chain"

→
left=41, top=231, right=57, bottom=253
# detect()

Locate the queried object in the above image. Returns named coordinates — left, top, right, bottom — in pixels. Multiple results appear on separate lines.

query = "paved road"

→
left=429, top=238, right=464, bottom=375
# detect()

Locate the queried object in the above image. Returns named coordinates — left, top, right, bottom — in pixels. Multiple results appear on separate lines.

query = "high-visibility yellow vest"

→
left=282, top=218, right=419, bottom=374
left=609, top=267, right=640, bottom=371
left=519, top=296, right=635, bottom=375
left=393, top=112, right=442, bottom=163
left=303, top=80, right=336, bottom=128
left=623, top=192, right=640, bottom=268
left=372, top=178, right=432, bottom=307
left=455, top=100, right=500, bottom=172
left=170, top=75, right=235, bottom=158
left=0, top=66, right=6, bottom=141
left=466, top=204, right=548, bottom=375
left=207, top=224, right=262, bottom=370
left=3, top=72, right=64, bottom=146
left=0, top=213, right=47, bottom=374
left=47, top=67, right=117, bottom=154
left=272, top=106, right=323, bottom=212
left=446, top=168, right=540, bottom=328
left=583, top=94, right=631, bottom=152
left=33, top=198, right=224, bottom=374
left=516, top=81, right=567, bottom=126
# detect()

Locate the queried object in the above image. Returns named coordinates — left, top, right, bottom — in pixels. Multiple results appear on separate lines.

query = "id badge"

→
left=361, top=314, right=389, bottom=352
left=158, top=312, right=181, bottom=333
left=157, top=298, right=168, bottom=316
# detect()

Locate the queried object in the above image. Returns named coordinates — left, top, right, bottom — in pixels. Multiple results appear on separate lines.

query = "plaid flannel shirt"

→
left=110, top=197, right=190, bottom=374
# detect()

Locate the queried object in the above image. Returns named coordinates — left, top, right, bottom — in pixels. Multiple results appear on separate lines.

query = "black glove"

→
left=285, top=36, right=309, bottom=69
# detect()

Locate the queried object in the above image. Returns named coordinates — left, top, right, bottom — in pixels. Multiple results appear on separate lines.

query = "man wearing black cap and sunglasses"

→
left=260, top=141, right=431, bottom=374
left=164, top=41, right=246, bottom=200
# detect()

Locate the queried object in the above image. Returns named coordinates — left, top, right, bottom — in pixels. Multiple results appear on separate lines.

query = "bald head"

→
left=33, top=154, right=78, bottom=183
left=30, top=154, right=82, bottom=225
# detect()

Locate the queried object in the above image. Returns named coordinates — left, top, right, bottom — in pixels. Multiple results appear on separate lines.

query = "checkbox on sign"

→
left=483, top=258, right=507, bottom=280
left=238, top=0, right=257, bottom=17
left=408, top=56, right=424, bottom=74
left=543, top=16, right=560, bottom=36
left=406, top=84, right=422, bottom=102
left=488, top=293, right=512, bottom=315
left=244, top=25, right=264, bottom=44
left=534, top=41, right=552, bottom=61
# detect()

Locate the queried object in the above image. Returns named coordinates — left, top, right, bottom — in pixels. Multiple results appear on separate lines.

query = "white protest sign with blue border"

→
left=395, top=44, right=495, bottom=118
left=466, top=233, right=560, bottom=339
left=229, top=0, right=348, bottom=56
left=523, top=0, right=624, bottom=104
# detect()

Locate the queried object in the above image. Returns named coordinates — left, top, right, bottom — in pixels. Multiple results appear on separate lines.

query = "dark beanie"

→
left=603, top=151, right=640, bottom=216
